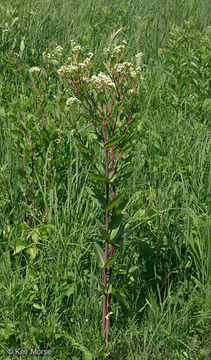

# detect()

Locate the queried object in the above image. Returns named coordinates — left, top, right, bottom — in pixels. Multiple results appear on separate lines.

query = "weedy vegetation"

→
left=0, top=0, right=210, bottom=359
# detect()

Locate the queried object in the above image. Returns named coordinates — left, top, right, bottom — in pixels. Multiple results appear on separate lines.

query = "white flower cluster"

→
left=72, top=45, right=82, bottom=53
left=78, top=53, right=94, bottom=69
left=113, top=44, right=125, bottom=53
left=58, top=64, right=78, bottom=76
left=83, top=52, right=94, bottom=66
left=43, top=51, right=51, bottom=59
left=70, top=40, right=82, bottom=54
left=106, top=40, right=127, bottom=54
left=66, top=97, right=81, bottom=106
left=114, top=62, right=132, bottom=73
left=128, top=89, right=136, bottom=95
left=29, top=66, right=40, bottom=73
left=89, top=72, right=115, bottom=91
left=55, top=45, right=63, bottom=56
left=79, top=62, right=87, bottom=69
left=114, top=40, right=127, bottom=53
left=114, top=61, right=143, bottom=79
left=130, top=69, right=136, bottom=78
left=135, top=52, right=143, bottom=66
left=135, top=52, right=143, bottom=60
left=135, top=66, right=143, bottom=79
left=42, top=46, right=63, bottom=65
left=57, top=49, right=93, bottom=76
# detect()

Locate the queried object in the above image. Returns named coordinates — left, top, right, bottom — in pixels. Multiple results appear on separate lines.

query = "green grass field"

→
left=0, top=0, right=210, bottom=359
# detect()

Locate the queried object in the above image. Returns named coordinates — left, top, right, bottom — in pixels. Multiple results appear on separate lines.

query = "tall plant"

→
left=44, top=32, right=143, bottom=342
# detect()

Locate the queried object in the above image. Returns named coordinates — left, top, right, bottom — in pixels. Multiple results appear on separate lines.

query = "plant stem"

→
left=30, top=139, right=36, bottom=226
left=23, top=149, right=29, bottom=225
left=103, top=114, right=110, bottom=340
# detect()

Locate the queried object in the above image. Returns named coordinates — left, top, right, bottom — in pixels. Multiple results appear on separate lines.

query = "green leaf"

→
left=111, top=57, right=116, bottom=68
left=82, top=113, right=100, bottom=125
left=104, top=191, right=125, bottom=211
left=89, top=173, right=109, bottom=183
left=31, top=229, right=40, bottom=243
left=114, top=199, right=128, bottom=215
left=20, top=39, right=25, bottom=52
left=76, top=142, right=89, bottom=154
left=129, top=266, right=138, bottom=273
left=121, top=144, right=132, bottom=155
left=27, top=247, right=38, bottom=260
left=110, top=224, right=125, bottom=243
left=59, top=99, right=66, bottom=109
left=104, top=253, right=118, bottom=269
left=111, top=289, right=128, bottom=309
left=97, top=92, right=104, bottom=102
left=113, top=101, right=123, bottom=113
left=121, top=171, right=133, bottom=181
left=64, top=285, right=74, bottom=297
left=7, top=65, right=19, bottom=72
left=11, top=129, right=23, bottom=137
left=13, top=245, right=27, bottom=255
left=110, top=214, right=123, bottom=230
left=78, top=124, right=92, bottom=133
left=96, top=219, right=110, bottom=240
left=82, top=352, right=93, bottom=360
left=94, top=243, right=105, bottom=268
left=104, top=136, right=123, bottom=148
left=17, top=167, right=26, bottom=178
left=87, top=187, right=106, bottom=208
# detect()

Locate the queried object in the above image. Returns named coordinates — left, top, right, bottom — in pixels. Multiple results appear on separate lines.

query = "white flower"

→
left=114, top=62, right=132, bottom=73
left=135, top=66, right=144, bottom=79
left=72, top=45, right=82, bottom=53
left=79, top=62, right=87, bottom=69
left=58, top=66, right=67, bottom=75
left=128, top=89, right=136, bottom=95
left=130, top=70, right=136, bottom=78
left=66, top=97, right=81, bottom=106
left=56, top=45, right=63, bottom=54
left=43, top=51, right=52, bottom=59
left=51, top=59, right=58, bottom=65
left=29, top=66, right=41, bottom=73
left=90, top=72, right=115, bottom=91
left=83, top=57, right=92, bottom=66
left=113, top=44, right=125, bottom=53
left=135, top=52, right=143, bottom=67
left=58, top=64, right=78, bottom=76
left=135, top=52, right=143, bottom=59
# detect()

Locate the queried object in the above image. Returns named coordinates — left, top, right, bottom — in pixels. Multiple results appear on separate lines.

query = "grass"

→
left=0, top=0, right=211, bottom=359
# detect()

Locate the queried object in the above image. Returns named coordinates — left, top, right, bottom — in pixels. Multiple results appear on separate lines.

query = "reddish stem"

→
left=103, top=115, right=110, bottom=340
left=106, top=114, right=116, bottom=341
